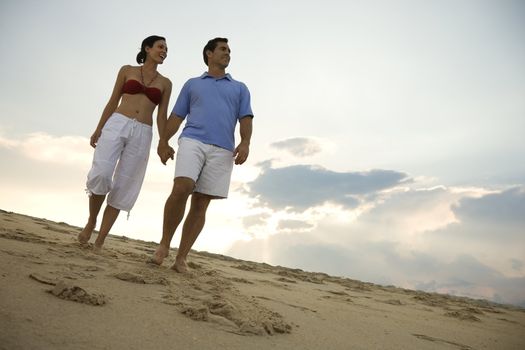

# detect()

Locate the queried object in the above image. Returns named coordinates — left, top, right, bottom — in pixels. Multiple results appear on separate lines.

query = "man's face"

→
left=208, top=42, right=231, bottom=68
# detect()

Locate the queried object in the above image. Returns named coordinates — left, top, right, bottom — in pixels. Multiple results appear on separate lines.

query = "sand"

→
left=1, top=209, right=524, bottom=350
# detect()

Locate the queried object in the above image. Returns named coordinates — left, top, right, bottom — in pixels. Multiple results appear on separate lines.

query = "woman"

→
left=78, top=35, right=172, bottom=250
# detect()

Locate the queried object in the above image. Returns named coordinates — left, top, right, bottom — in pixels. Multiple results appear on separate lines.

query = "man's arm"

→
left=233, top=116, right=253, bottom=165
left=157, top=113, right=184, bottom=165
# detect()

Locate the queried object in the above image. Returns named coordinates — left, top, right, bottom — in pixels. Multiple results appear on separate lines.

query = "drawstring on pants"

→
left=130, top=118, right=138, bottom=138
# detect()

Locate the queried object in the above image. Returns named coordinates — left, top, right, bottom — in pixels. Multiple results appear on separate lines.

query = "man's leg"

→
left=93, top=205, right=120, bottom=250
left=78, top=194, right=105, bottom=244
left=150, top=177, right=195, bottom=264
left=172, top=192, right=212, bottom=273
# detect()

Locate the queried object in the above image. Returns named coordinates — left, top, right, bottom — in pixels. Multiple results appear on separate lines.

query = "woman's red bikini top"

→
left=122, top=79, right=162, bottom=105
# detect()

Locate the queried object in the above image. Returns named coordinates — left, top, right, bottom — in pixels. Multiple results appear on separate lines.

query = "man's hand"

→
left=90, top=129, right=102, bottom=148
left=233, top=141, right=250, bottom=165
left=157, top=140, right=175, bottom=165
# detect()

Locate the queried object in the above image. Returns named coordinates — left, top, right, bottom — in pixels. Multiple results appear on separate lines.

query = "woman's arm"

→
left=156, top=77, right=172, bottom=143
left=90, top=65, right=128, bottom=147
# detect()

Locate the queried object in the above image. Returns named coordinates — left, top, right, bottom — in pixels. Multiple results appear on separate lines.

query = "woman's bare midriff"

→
left=115, top=94, right=157, bottom=126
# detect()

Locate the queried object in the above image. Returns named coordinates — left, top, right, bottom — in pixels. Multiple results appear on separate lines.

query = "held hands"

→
left=157, top=140, right=175, bottom=165
left=90, top=129, right=102, bottom=148
left=233, top=141, right=250, bottom=165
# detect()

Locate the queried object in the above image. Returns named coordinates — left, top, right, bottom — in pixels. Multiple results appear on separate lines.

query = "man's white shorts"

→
left=174, top=137, right=234, bottom=198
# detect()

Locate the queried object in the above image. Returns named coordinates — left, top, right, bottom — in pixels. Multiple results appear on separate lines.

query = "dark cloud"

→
left=242, top=213, right=271, bottom=228
left=270, top=137, right=323, bottom=157
left=427, top=186, right=525, bottom=242
left=511, top=259, right=524, bottom=272
left=453, top=187, right=525, bottom=224
left=247, top=164, right=409, bottom=211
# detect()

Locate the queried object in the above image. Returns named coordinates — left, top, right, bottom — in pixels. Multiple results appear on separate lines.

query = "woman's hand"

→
left=90, top=129, right=102, bottom=148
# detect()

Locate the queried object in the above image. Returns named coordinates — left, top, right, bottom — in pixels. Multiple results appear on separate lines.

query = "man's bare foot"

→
left=171, top=257, right=188, bottom=273
left=148, top=246, right=169, bottom=265
left=78, top=222, right=96, bottom=244
left=93, top=244, right=103, bottom=254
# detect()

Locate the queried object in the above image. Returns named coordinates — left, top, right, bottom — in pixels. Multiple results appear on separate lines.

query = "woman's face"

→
left=146, top=40, right=168, bottom=64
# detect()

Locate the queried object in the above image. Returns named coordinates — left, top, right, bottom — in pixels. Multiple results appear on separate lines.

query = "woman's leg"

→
left=80, top=114, right=126, bottom=244
left=93, top=205, right=120, bottom=250
left=78, top=194, right=105, bottom=243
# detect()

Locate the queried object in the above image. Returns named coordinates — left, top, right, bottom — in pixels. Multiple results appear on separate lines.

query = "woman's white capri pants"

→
left=86, top=113, right=152, bottom=213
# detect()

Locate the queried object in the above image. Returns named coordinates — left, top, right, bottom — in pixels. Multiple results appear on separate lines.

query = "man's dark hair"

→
left=203, top=37, right=228, bottom=66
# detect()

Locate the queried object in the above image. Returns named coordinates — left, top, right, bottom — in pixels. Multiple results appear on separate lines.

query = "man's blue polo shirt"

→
left=172, top=72, right=254, bottom=152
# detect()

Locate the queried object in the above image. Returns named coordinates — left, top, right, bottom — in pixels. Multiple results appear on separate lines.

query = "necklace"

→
left=140, top=66, right=159, bottom=87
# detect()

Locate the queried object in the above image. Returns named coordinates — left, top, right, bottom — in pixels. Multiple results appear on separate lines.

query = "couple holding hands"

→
left=77, top=36, right=253, bottom=273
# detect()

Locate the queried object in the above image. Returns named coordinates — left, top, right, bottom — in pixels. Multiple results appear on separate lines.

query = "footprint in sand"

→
left=276, top=270, right=325, bottom=284
left=0, top=228, right=47, bottom=244
left=49, top=281, right=106, bottom=306
left=113, top=271, right=169, bottom=286
left=444, top=309, right=482, bottom=322
left=161, top=271, right=292, bottom=336
left=30, top=273, right=57, bottom=286
left=256, top=295, right=318, bottom=314
left=412, top=334, right=473, bottom=349
left=40, top=224, right=72, bottom=235
left=276, top=277, right=297, bottom=284
left=228, top=277, right=254, bottom=284
left=29, top=273, right=106, bottom=306
left=187, top=261, right=202, bottom=270
left=232, top=263, right=265, bottom=273
left=380, top=299, right=405, bottom=306
left=1, top=249, right=40, bottom=260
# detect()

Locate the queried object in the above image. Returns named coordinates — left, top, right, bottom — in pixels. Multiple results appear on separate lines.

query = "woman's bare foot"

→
left=171, top=256, right=188, bottom=273
left=149, top=246, right=169, bottom=265
left=93, top=244, right=103, bottom=254
left=77, top=222, right=96, bottom=244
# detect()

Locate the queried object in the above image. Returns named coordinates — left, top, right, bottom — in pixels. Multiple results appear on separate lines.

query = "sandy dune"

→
left=1, top=209, right=524, bottom=349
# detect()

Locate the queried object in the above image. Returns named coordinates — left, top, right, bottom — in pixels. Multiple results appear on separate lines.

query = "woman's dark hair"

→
left=136, top=35, right=166, bottom=64
left=203, top=37, right=228, bottom=66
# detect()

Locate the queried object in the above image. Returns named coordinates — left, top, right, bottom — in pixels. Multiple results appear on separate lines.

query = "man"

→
left=152, top=37, right=253, bottom=272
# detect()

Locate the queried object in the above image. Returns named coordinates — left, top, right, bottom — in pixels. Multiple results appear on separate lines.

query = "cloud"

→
left=511, top=259, right=524, bottom=272
left=425, top=186, right=525, bottom=254
left=270, top=137, right=324, bottom=157
left=453, top=186, right=525, bottom=225
left=242, top=213, right=271, bottom=228
left=0, top=132, right=92, bottom=166
left=228, top=227, right=525, bottom=306
left=228, top=184, right=525, bottom=306
left=410, top=255, right=525, bottom=307
left=247, top=164, right=409, bottom=211
left=0, top=131, right=173, bottom=187
left=0, top=135, right=18, bottom=149
left=277, top=219, right=314, bottom=232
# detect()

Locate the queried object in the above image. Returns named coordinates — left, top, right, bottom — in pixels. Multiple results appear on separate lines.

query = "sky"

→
left=1, top=0, right=524, bottom=306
